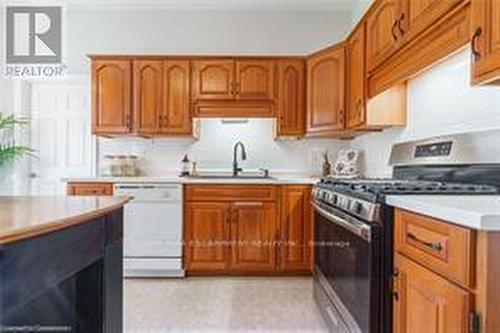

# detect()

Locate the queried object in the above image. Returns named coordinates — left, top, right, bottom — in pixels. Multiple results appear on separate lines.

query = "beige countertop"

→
left=64, top=173, right=319, bottom=185
left=0, top=196, right=130, bottom=245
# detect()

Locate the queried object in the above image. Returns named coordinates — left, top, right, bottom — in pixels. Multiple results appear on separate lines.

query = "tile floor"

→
left=124, top=276, right=328, bottom=333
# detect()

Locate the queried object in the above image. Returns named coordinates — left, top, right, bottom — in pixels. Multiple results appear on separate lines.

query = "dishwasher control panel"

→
left=114, top=184, right=182, bottom=202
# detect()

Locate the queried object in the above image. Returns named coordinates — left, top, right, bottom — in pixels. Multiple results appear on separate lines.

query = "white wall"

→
left=66, top=8, right=352, bottom=73
left=351, top=0, right=372, bottom=27
left=351, top=49, right=500, bottom=177
left=98, top=119, right=347, bottom=176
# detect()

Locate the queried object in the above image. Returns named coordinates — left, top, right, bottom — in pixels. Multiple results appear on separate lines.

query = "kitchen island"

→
left=0, top=196, right=130, bottom=332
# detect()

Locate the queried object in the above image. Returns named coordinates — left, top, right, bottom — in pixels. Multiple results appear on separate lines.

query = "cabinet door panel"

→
left=133, top=60, right=162, bottom=134
left=307, top=46, right=345, bottom=135
left=399, top=0, right=463, bottom=42
left=184, top=202, right=230, bottom=271
left=277, top=60, right=305, bottom=136
left=393, top=254, right=471, bottom=333
left=279, top=186, right=312, bottom=271
left=231, top=202, right=277, bottom=271
left=347, top=23, right=366, bottom=129
left=366, top=0, right=399, bottom=72
left=192, top=60, right=234, bottom=100
left=162, top=60, right=191, bottom=135
left=471, top=0, right=500, bottom=84
left=235, top=60, right=275, bottom=101
left=92, top=60, right=132, bottom=134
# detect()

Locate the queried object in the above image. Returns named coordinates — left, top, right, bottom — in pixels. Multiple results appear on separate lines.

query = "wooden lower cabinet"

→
left=184, top=185, right=312, bottom=275
left=230, top=202, right=277, bottom=271
left=184, top=200, right=278, bottom=274
left=393, top=254, right=471, bottom=333
left=67, top=182, right=114, bottom=196
left=184, top=202, right=231, bottom=271
left=279, top=185, right=312, bottom=272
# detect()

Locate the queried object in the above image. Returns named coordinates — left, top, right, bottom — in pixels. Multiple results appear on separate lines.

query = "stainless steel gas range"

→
left=312, top=130, right=500, bottom=333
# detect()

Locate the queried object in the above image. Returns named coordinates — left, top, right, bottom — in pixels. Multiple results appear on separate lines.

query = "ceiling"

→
left=2, top=0, right=357, bottom=11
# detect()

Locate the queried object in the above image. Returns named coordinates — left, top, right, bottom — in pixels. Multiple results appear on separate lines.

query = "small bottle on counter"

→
left=180, top=154, right=190, bottom=176
left=191, top=161, right=198, bottom=176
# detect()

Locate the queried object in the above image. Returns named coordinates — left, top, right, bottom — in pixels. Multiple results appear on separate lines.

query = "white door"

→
left=29, top=79, right=95, bottom=195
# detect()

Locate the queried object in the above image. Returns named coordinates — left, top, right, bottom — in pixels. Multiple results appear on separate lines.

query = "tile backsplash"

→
left=98, top=118, right=347, bottom=176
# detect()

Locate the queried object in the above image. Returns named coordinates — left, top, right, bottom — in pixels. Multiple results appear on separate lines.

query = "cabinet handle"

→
left=391, top=20, right=398, bottom=41
left=235, top=82, right=241, bottom=95
left=407, top=233, right=443, bottom=252
left=125, top=114, right=131, bottom=127
left=391, top=267, right=400, bottom=301
left=472, top=27, right=482, bottom=61
left=397, top=13, right=405, bottom=36
left=233, top=202, right=264, bottom=207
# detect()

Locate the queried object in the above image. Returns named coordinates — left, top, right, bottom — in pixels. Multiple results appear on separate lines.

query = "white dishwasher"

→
left=114, top=183, right=184, bottom=277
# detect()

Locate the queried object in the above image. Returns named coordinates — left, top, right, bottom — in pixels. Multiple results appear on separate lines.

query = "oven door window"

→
left=315, top=209, right=377, bottom=332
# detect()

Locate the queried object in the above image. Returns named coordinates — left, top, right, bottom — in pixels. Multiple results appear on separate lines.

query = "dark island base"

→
left=0, top=209, right=124, bottom=333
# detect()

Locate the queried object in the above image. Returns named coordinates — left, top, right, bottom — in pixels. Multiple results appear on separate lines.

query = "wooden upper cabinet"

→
left=471, top=0, right=500, bottom=85
left=191, top=60, right=235, bottom=100
left=92, top=60, right=132, bottom=135
left=162, top=60, right=192, bottom=135
left=393, top=254, right=471, bottom=333
left=306, top=45, right=346, bottom=136
left=276, top=60, right=305, bottom=137
left=235, top=60, right=275, bottom=101
left=398, top=0, right=464, bottom=42
left=230, top=202, right=278, bottom=272
left=346, top=23, right=367, bottom=129
left=279, top=186, right=312, bottom=272
left=133, top=60, right=162, bottom=134
left=184, top=202, right=231, bottom=271
left=366, top=0, right=401, bottom=72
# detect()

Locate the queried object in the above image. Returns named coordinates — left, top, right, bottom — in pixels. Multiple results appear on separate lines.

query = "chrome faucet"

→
left=232, top=141, right=247, bottom=176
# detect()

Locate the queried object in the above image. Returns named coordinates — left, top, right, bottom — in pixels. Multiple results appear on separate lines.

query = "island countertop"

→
left=0, top=196, right=130, bottom=245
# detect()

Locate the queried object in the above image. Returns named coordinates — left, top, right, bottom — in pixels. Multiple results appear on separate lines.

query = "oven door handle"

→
left=312, top=201, right=372, bottom=242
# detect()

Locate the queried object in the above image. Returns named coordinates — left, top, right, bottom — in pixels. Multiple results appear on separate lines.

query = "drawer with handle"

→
left=67, top=182, right=114, bottom=196
left=185, top=185, right=277, bottom=202
left=394, top=209, right=474, bottom=288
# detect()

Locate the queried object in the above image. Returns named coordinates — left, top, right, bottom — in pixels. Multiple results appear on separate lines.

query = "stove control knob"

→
left=352, top=201, right=364, bottom=215
left=330, top=194, right=337, bottom=204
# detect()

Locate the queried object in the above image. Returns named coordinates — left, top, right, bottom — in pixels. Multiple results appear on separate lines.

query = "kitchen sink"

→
left=186, top=172, right=275, bottom=180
